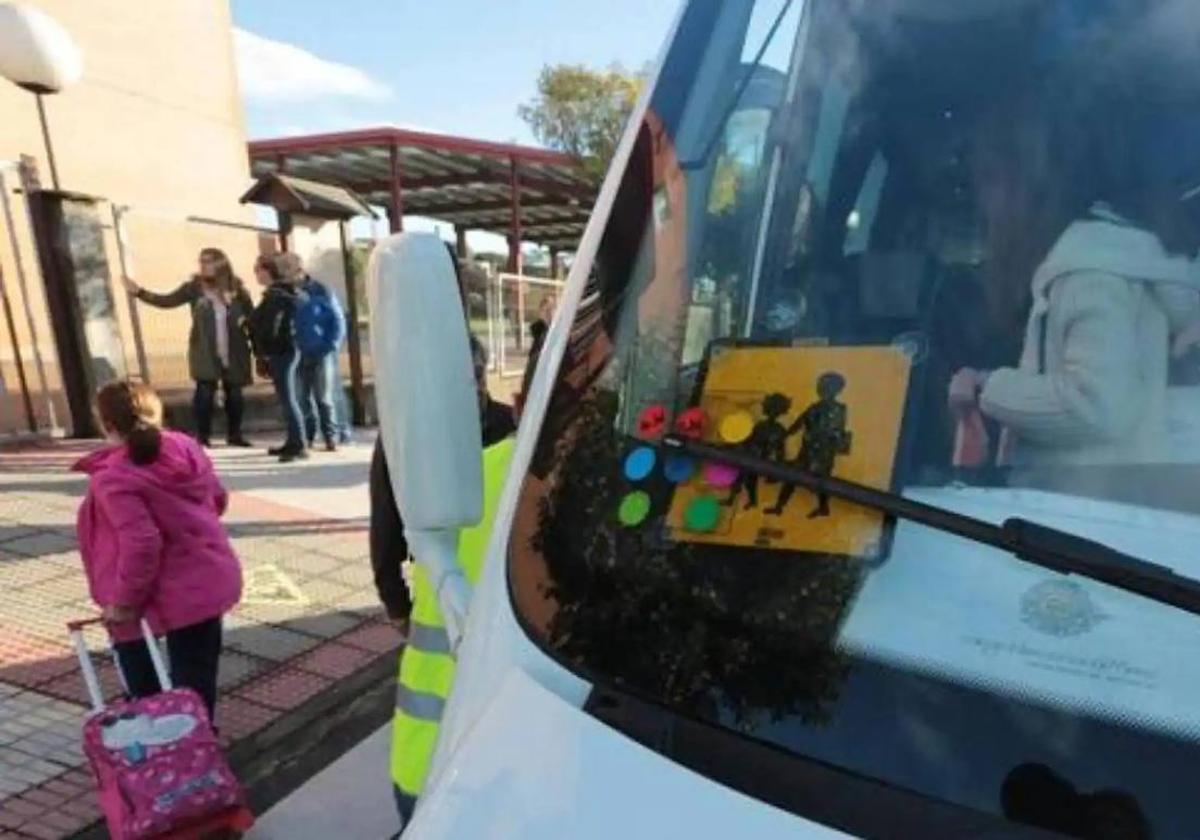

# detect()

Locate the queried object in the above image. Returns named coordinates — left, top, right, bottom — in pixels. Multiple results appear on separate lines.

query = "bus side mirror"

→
left=368, top=232, right=482, bottom=647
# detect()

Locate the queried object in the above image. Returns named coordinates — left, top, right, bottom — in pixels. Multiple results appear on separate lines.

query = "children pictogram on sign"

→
left=665, top=345, right=910, bottom=558
left=722, top=392, right=791, bottom=511
left=766, top=372, right=852, bottom=519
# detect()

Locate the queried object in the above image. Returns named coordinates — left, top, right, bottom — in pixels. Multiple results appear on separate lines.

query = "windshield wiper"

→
left=663, top=435, right=1200, bottom=617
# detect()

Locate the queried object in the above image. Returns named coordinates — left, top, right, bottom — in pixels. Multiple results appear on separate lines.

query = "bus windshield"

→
left=509, top=0, right=1200, bottom=835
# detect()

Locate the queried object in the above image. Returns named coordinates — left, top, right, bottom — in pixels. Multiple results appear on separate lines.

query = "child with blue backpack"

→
left=278, top=253, right=346, bottom=452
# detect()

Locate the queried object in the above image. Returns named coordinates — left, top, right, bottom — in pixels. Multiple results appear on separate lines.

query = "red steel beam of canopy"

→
left=248, top=126, right=577, bottom=169
left=403, top=195, right=565, bottom=219
left=345, top=172, right=593, bottom=204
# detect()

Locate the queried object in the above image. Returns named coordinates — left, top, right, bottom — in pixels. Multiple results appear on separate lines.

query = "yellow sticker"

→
left=719, top=410, right=755, bottom=444
left=667, top=345, right=911, bottom=558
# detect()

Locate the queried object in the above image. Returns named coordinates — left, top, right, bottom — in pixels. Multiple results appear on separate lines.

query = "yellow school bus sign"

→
left=666, top=345, right=911, bottom=558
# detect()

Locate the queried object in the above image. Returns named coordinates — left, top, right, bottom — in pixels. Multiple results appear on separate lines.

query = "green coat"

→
left=137, top=279, right=255, bottom=385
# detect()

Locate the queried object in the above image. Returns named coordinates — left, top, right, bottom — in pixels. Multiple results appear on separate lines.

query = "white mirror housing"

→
left=0, top=4, right=83, bottom=94
left=368, top=232, right=483, bottom=648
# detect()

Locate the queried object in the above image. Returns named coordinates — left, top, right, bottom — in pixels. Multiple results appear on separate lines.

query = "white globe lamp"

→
left=0, top=3, right=84, bottom=188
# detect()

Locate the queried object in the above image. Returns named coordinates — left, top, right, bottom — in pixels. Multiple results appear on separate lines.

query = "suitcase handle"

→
left=67, top=617, right=172, bottom=713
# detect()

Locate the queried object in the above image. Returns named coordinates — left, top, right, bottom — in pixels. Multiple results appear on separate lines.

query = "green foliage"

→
left=518, top=64, right=644, bottom=182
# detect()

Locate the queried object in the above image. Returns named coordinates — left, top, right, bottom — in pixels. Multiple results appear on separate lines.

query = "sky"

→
left=229, top=0, right=680, bottom=145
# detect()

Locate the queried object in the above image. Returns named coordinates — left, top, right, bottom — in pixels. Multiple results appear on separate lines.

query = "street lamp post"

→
left=0, top=3, right=83, bottom=190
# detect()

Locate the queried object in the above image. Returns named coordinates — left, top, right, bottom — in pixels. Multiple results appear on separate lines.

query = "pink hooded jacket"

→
left=74, top=430, right=242, bottom=643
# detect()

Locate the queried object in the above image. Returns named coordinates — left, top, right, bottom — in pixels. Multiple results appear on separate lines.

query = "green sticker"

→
left=618, top=491, right=652, bottom=527
left=684, top=495, right=721, bottom=532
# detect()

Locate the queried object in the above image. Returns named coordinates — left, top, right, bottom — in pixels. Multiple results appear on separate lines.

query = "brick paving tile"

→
left=34, top=808, right=90, bottom=835
left=19, top=576, right=88, bottom=608
left=318, top=562, right=377, bottom=590
left=223, top=623, right=321, bottom=662
left=0, top=777, right=29, bottom=798
left=60, top=797, right=100, bottom=821
left=0, top=632, right=79, bottom=691
left=300, top=577, right=356, bottom=608
left=292, top=642, right=377, bottom=680
left=216, top=697, right=277, bottom=745
left=14, top=790, right=63, bottom=811
left=19, top=821, right=71, bottom=840
left=0, top=532, right=77, bottom=559
left=56, top=769, right=92, bottom=793
left=0, top=810, right=23, bottom=829
left=306, top=535, right=368, bottom=562
left=279, top=611, right=363, bottom=640
left=234, top=668, right=332, bottom=712
left=227, top=536, right=298, bottom=567
left=39, top=658, right=124, bottom=707
left=333, top=597, right=384, bottom=624
left=0, top=523, right=43, bottom=544
left=0, top=500, right=73, bottom=529
left=0, top=800, right=40, bottom=818
left=39, top=777, right=84, bottom=798
left=276, top=550, right=344, bottom=578
left=216, top=650, right=270, bottom=691
left=4, top=743, right=77, bottom=778
left=0, top=596, right=93, bottom=649
left=232, top=599, right=318, bottom=627
left=0, top=554, right=74, bottom=590
left=338, top=623, right=401, bottom=655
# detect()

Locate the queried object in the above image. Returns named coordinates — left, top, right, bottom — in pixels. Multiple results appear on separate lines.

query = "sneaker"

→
left=267, top=445, right=287, bottom=456
left=278, top=447, right=309, bottom=463
left=226, top=437, right=254, bottom=448
left=324, top=439, right=337, bottom=453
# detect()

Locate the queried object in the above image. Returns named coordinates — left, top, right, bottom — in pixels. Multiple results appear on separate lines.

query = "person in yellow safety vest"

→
left=369, top=334, right=516, bottom=836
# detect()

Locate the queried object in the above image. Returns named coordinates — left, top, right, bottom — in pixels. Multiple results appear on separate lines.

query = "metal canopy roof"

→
left=247, top=126, right=597, bottom=252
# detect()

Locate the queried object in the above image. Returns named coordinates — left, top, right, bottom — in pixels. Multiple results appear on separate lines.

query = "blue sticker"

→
left=623, top=446, right=657, bottom=482
left=663, top=454, right=696, bottom=484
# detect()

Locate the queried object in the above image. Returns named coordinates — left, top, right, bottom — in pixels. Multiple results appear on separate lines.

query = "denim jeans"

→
left=192, top=377, right=243, bottom=443
left=299, top=353, right=336, bottom=445
left=268, top=350, right=304, bottom=449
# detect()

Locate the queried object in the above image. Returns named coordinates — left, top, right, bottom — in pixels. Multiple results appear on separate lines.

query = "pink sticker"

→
left=703, top=461, right=738, bottom=489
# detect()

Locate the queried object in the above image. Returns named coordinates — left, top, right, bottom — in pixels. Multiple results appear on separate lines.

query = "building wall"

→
left=0, top=0, right=261, bottom=435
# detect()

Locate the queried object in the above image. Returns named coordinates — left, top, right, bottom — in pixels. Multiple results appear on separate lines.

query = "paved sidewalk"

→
left=0, top=436, right=399, bottom=839
left=247, top=724, right=395, bottom=839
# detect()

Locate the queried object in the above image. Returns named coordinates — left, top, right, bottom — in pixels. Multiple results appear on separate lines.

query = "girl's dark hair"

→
left=96, top=381, right=164, bottom=466
left=200, top=247, right=246, bottom=295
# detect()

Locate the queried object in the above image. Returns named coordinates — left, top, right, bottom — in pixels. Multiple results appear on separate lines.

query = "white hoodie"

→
left=981, top=205, right=1200, bottom=467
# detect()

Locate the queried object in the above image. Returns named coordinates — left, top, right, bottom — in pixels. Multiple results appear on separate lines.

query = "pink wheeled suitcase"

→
left=68, top=618, right=253, bottom=840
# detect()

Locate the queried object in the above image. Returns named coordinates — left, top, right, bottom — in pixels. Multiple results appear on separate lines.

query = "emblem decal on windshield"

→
left=1020, top=580, right=1107, bottom=637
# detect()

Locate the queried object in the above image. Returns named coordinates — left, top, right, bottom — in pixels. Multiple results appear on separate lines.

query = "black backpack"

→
left=252, top=286, right=296, bottom=357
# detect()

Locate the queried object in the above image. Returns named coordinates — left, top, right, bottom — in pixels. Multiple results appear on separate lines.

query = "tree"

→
left=518, top=64, right=644, bottom=182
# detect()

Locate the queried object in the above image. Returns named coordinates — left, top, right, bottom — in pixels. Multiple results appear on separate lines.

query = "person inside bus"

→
left=948, top=105, right=1200, bottom=476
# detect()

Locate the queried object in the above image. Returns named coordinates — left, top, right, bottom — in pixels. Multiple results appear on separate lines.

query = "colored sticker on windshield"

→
left=666, top=345, right=911, bottom=558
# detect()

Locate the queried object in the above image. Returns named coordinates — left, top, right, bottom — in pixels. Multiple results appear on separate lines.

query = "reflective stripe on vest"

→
left=407, top=621, right=451, bottom=656
left=390, top=437, right=514, bottom=798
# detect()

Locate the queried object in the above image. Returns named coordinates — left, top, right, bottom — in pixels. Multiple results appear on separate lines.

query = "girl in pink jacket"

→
left=75, top=381, right=242, bottom=720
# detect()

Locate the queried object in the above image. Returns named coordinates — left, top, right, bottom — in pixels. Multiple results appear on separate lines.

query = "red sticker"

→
left=637, top=404, right=668, bottom=439
left=675, top=407, right=707, bottom=439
